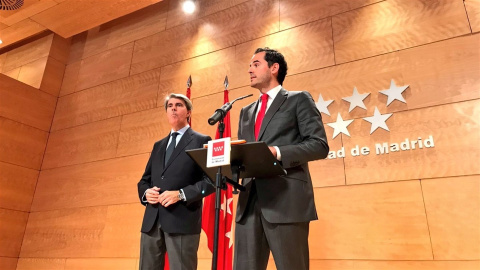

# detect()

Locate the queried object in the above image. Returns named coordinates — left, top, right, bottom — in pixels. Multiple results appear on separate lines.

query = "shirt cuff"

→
left=273, top=146, right=281, bottom=161
left=180, top=189, right=187, bottom=201
left=141, top=190, right=148, bottom=203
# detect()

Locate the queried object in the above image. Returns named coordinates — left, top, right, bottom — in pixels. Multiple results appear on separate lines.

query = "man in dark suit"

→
left=233, top=48, right=329, bottom=270
left=137, top=93, right=214, bottom=270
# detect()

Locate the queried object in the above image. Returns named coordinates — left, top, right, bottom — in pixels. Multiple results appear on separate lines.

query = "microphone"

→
left=208, top=94, right=253, bottom=125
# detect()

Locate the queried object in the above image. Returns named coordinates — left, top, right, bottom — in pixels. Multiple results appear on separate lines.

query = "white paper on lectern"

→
left=206, top=137, right=231, bottom=168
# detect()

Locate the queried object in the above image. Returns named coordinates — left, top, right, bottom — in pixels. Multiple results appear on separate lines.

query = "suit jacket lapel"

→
left=257, top=88, right=288, bottom=141
left=244, top=101, right=258, bottom=142
left=163, top=127, right=193, bottom=172
left=157, top=134, right=169, bottom=170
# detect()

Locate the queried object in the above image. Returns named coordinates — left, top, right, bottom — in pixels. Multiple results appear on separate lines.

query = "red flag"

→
left=202, top=89, right=233, bottom=270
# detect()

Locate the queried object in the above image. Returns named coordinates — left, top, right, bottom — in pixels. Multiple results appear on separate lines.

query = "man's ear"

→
left=270, top=63, right=280, bottom=75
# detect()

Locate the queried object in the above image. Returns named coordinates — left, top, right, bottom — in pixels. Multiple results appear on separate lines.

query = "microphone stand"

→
left=212, top=118, right=224, bottom=270
left=209, top=92, right=251, bottom=270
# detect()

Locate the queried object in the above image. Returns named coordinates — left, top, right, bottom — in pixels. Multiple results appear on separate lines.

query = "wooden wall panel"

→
left=20, top=204, right=143, bottom=258
left=64, top=258, right=136, bottom=270
left=0, top=162, right=38, bottom=212
left=232, top=18, right=335, bottom=90
left=49, top=34, right=71, bottom=64
left=332, top=0, right=471, bottom=64
left=399, top=34, right=480, bottom=109
left=2, top=67, right=20, bottom=79
left=343, top=100, right=480, bottom=185
left=279, top=0, right=381, bottom=30
left=0, top=19, right=47, bottom=49
left=0, top=117, right=48, bottom=170
left=310, top=135, right=345, bottom=188
left=0, top=257, right=17, bottom=270
left=0, top=53, right=5, bottom=71
left=40, top=56, right=65, bottom=96
left=58, top=61, right=80, bottom=96
left=16, top=258, right=65, bottom=270
left=66, top=32, right=87, bottom=65
left=0, top=74, right=56, bottom=131
left=98, top=204, right=143, bottom=257
left=283, top=34, right=480, bottom=123
left=310, top=181, right=432, bottom=259
left=0, top=209, right=29, bottom=257
left=16, top=56, right=48, bottom=89
left=422, top=175, right=480, bottom=260
left=157, top=47, right=236, bottom=100
left=166, top=0, right=249, bottom=29
left=32, top=154, right=149, bottom=212
left=75, top=42, right=134, bottom=91
left=465, top=0, right=480, bottom=33
left=131, top=0, right=279, bottom=75
left=42, top=117, right=122, bottom=169
left=52, top=69, right=160, bottom=131
left=30, top=0, right=162, bottom=38
left=1, top=34, right=52, bottom=72
left=304, top=260, right=480, bottom=270
left=82, top=1, right=168, bottom=59
left=117, top=108, right=170, bottom=157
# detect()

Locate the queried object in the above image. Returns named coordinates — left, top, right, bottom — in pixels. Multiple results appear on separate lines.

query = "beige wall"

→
left=0, top=0, right=478, bottom=269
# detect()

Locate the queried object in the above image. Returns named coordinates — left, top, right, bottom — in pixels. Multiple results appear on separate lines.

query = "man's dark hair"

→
left=254, top=47, right=288, bottom=85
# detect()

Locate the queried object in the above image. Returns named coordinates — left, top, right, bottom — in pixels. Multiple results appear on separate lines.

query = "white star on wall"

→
left=379, top=79, right=409, bottom=106
left=327, top=113, right=354, bottom=139
left=363, top=107, right=393, bottom=134
left=342, top=87, right=370, bottom=112
left=315, top=94, right=334, bottom=116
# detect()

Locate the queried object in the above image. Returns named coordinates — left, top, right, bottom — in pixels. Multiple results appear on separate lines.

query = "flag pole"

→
left=186, top=75, right=192, bottom=126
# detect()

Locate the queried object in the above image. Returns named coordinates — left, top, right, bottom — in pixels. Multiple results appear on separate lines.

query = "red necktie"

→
left=255, top=94, right=269, bottom=140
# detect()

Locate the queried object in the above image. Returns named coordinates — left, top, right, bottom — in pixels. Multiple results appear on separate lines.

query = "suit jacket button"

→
left=161, top=176, right=164, bottom=179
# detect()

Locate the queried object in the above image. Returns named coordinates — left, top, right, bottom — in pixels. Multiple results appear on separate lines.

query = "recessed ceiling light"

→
left=182, top=0, right=195, bottom=14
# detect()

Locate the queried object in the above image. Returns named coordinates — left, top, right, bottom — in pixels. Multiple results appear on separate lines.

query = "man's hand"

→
left=145, top=186, right=160, bottom=204
left=158, top=190, right=181, bottom=207
left=268, top=146, right=277, bottom=158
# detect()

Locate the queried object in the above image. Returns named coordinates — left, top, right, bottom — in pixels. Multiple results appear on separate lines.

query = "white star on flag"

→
left=379, top=79, right=409, bottom=106
left=363, top=107, right=393, bottom=134
left=327, top=113, right=354, bottom=139
left=342, top=87, right=370, bottom=112
left=315, top=94, right=334, bottom=116
left=220, top=195, right=233, bottom=218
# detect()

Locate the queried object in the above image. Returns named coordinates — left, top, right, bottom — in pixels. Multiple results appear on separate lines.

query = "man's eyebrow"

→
left=249, top=60, right=260, bottom=66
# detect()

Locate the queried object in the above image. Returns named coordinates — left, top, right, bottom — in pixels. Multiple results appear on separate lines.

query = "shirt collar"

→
left=170, top=124, right=190, bottom=135
left=259, top=85, right=282, bottom=100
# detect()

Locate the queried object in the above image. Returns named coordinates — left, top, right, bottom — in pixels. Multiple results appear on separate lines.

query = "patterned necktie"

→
left=164, top=132, right=179, bottom=166
left=255, top=94, right=269, bottom=140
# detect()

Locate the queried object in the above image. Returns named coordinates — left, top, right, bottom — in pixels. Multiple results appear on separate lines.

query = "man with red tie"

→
left=234, top=48, right=329, bottom=270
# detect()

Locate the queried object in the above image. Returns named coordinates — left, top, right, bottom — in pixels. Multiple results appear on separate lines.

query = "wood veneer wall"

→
left=0, top=33, right=68, bottom=269
left=2, top=0, right=478, bottom=269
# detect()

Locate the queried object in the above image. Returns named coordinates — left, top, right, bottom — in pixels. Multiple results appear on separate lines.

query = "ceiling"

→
left=0, top=0, right=163, bottom=49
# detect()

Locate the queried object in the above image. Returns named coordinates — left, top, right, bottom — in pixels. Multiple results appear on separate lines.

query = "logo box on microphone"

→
left=207, top=138, right=231, bottom=168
